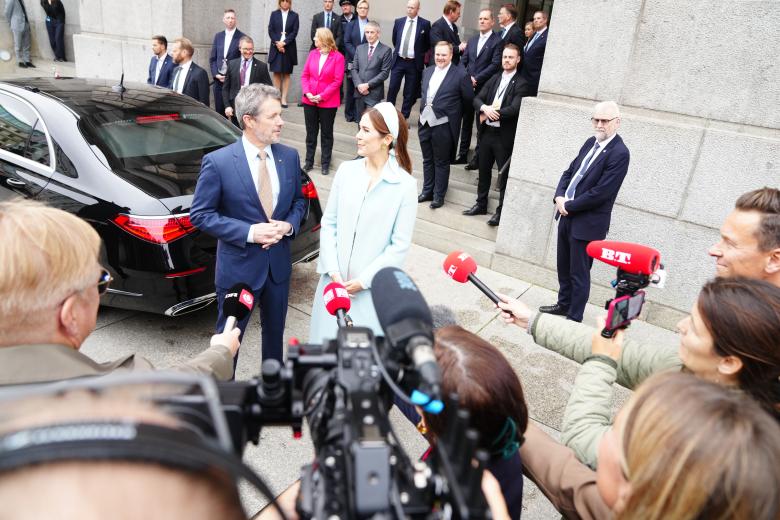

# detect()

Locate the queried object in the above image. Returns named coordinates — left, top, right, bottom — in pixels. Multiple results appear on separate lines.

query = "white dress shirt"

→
left=400, top=16, right=418, bottom=58
left=317, top=52, right=329, bottom=74
left=153, top=54, right=166, bottom=84
left=242, top=135, right=283, bottom=243
left=420, top=63, right=451, bottom=126
left=172, top=60, right=192, bottom=93
left=476, top=31, right=490, bottom=56
left=223, top=28, right=236, bottom=58
left=485, top=70, right=515, bottom=127
left=281, top=9, right=289, bottom=39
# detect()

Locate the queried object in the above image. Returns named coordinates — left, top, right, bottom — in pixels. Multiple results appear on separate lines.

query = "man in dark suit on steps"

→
left=385, top=0, right=430, bottom=120
left=428, top=0, right=465, bottom=66
left=463, top=43, right=531, bottom=226
left=147, top=35, right=175, bottom=88
left=417, top=41, right=473, bottom=210
left=310, top=0, right=342, bottom=50
left=497, top=3, right=525, bottom=51
left=520, top=10, right=549, bottom=96
left=209, top=9, right=245, bottom=118
left=222, top=36, right=272, bottom=126
left=539, top=101, right=631, bottom=322
left=170, top=38, right=210, bottom=106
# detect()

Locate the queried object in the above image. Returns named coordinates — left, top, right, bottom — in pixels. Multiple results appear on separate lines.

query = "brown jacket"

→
left=520, top=423, right=613, bottom=520
left=0, top=343, right=234, bottom=385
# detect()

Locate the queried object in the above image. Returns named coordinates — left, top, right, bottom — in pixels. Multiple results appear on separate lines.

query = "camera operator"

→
left=0, top=386, right=247, bottom=520
left=0, top=199, right=240, bottom=385
left=512, top=371, right=780, bottom=520
left=495, top=187, right=780, bottom=467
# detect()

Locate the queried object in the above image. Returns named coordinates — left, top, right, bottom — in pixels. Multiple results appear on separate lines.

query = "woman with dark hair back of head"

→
left=403, top=326, right=528, bottom=520
left=309, top=103, right=418, bottom=344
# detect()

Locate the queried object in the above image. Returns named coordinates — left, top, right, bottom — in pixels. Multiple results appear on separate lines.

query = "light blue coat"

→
left=309, top=154, right=418, bottom=344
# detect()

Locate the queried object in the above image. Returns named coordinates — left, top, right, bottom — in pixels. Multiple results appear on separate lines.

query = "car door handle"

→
left=7, top=178, right=26, bottom=187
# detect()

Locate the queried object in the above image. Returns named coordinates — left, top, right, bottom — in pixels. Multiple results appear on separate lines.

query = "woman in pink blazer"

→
left=301, top=27, right=344, bottom=176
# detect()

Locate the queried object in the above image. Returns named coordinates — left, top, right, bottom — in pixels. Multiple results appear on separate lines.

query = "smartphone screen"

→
left=606, top=291, right=646, bottom=330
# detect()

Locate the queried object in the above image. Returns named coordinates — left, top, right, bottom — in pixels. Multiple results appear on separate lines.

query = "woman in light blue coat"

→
left=309, top=103, right=418, bottom=344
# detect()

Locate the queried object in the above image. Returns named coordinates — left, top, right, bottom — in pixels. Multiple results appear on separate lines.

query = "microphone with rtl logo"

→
left=222, top=283, right=255, bottom=332
left=323, top=282, right=353, bottom=328
left=442, top=251, right=512, bottom=315
left=585, top=241, right=661, bottom=275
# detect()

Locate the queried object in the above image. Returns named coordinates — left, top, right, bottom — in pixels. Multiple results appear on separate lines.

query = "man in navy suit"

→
left=497, top=3, right=525, bottom=51
left=417, top=41, right=473, bottom=209
left=147, top=35, right=175, bottom=88
left=455, top=8, right=502, bottom=165
left=210, top=9, right=245, bottom=116
left=342, top=0, right=370, bottom=122
left=385, top=0, right=430, bottom=120
left=539, top=101, right=631, bottom=322
left=170, top=38, right=210, bottom=106
left=191, top=84, right=306, bottom=366
left=428, top=0, right=465, bottom=66
left=520, top=10, right=549, bottom=96
left=222, top=36, right=272, bottom=126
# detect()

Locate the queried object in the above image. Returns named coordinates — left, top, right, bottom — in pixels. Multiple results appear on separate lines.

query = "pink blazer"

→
left=300, top=49, right=345, bottom=108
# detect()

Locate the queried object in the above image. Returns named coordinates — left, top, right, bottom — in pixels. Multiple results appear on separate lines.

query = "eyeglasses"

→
left=97, top=268, right=113, bottom=295
left=591, top=117, right=618, bottom=125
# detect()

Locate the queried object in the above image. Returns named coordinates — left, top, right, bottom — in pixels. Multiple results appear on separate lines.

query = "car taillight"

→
left=135, top=114, right=180, bottom=124
left=111, top=214, right=196, bottom=244
left=301, top=180, right=319, bottom=199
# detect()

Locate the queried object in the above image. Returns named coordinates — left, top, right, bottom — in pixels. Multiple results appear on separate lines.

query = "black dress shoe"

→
left=452, top=155, right=468, bottom=165
left=429, top=200, right=444, bottom=209
left=462, top=204, right=487, bottom=216
left=538, top=303, right=569, bottom=316
left=25, top=62, right=35, bottom=68
left=464, top=160, right=478, bottom=171
left=418, top=193, right=433, bottom=203
left=302, top=163, right=313, bottom=172
left=18, top=62, right=27, bottom=68
left=281, top=103, right=289, bottom=109
left=487, top=213, right=501, bottom=226
left=321, top=167, right=330, bottom=176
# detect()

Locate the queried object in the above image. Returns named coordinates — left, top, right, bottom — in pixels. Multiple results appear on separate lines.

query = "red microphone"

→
left=443, top=251, right=504, bottom=307
left=586, top=241, right=661, bottom=275
left=323, top=281, right=353, bottom=328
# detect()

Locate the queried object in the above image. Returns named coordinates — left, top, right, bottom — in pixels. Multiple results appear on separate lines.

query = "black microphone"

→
left=371, top=267, right=443, bottom=414
left=222, top=283, right=255, bottom=332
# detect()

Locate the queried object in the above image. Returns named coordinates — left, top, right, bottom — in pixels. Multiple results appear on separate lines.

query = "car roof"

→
left=0, top=77, right=205, bottom=117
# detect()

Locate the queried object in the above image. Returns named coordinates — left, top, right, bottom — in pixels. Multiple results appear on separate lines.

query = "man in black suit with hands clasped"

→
left=223, top=36, right=273, bottom=126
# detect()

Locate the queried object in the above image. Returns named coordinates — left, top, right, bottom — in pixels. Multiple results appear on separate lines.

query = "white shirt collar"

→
left=502, top=69, right=516, bottom=80
left=242, top=135, right=272, bottom=161
left=503, top=21, right=515, bottom=31
left=596, top=131, right=618, bottom=147
left=442, top=16, right=453, bottom=30
left=537, top=26, right=547, bottom=34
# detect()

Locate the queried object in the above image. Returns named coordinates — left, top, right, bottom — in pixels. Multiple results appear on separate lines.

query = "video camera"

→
left=0, top=267, right=492, bottom=520
left=586, top=240, right=666, bottom=338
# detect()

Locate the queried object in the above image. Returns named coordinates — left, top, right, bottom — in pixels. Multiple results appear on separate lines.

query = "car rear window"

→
left=79, top=106, right=239, bottom=169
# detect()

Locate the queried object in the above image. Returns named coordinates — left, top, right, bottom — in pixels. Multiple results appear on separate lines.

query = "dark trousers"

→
left=45, top=19, right=65, bottom=60
left=344, top=73, right=356, bottom=122
left=215, top=273, right=290, bottom=372
left=458, top=107, right=480, bottom=159
left=214, top=82, right=226, bottom=116
left=476, top=126, right=510, bottom=209
left=419, top=123, right=453, bottom=201
left=303, top=104, right=337, bottom=168
left=555, top=216, right=593, bottom=322
left=386, top=58, right=420, bottom=118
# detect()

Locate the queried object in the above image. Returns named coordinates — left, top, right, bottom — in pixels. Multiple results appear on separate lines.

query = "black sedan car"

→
left=0, top=78, right=322, bottom=315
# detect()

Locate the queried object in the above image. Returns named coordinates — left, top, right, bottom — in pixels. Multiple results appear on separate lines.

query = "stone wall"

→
left=496, top=0, right=780, bottom=328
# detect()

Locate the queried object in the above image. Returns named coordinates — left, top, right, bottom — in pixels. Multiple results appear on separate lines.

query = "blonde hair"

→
left=616, top=372, right=780, bottom=520
left=0, top=199, right=100, bottom=334
left=173, top=37, right=194, bottom=57
left=314, top=27, right=337, bottom=53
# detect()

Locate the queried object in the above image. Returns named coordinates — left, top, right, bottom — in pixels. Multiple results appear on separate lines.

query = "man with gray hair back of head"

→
left=350, top=19, right=393, bottom=128
left=190, top=81, right=307, bottom=368
left=539, top=100, right=631, bottom=323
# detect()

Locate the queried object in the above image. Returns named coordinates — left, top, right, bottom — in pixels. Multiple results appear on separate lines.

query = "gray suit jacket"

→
left=350, top=40, right=392, bottom=105
left=4, top=0, right=28, bottom=31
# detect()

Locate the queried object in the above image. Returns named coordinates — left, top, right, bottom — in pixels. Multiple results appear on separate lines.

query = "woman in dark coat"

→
left=40, top=0, right=66, bottom=62
left=267, top=0, right=299, bottom=107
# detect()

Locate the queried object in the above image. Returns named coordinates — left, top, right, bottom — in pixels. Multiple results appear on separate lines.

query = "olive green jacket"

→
left=530, top=313, right=681, bottom=468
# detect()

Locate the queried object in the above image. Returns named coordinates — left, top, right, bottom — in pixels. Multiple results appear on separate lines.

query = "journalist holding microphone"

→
left=0, top=199, right=239, bottom=385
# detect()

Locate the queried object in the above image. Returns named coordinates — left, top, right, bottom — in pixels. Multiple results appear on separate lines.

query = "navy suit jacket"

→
left=343, top=17, right=368, bottom=64
left=419, top=64, right=473, bottom=149
left=462, top=32, right=502, bottom=92
left=391, top=16, right=431, bottom=70
left=554, top=134, right=630, bottom=241
left=190, top=140, right=306, bottom=291
left=178, top=62, right=210, bottom=106
left=147, top=54, right=175, bottom=88
left=209, top=28, right=245, bottom=78
left=310, top=11, right=342, bottom=49
left=429, top=17, right=461, bottom=65
left=520, top=28, right=548, bottom=87
left=501, top=24, right=525, bottom=52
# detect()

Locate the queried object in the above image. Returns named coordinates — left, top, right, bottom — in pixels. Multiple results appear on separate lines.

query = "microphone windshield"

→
left=371, top=267, right=433, bottom=335
left=323, top=282, right=351, bottom=316
left=443, top=251, right=477, bottom=283
left=586, top=240, right=661, bottom=275
left=223, top=283, right=254, bottom=320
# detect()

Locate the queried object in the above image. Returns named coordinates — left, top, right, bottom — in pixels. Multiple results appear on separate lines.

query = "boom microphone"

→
left=586, top=241, right=661, bottom=275
left=222, top=283, right=255, bottom=332
left=323, top=282, right=353, bottom=328
left=371, top=267, right=443, bottom=414
left=442, top=251, right=502, bottom=306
